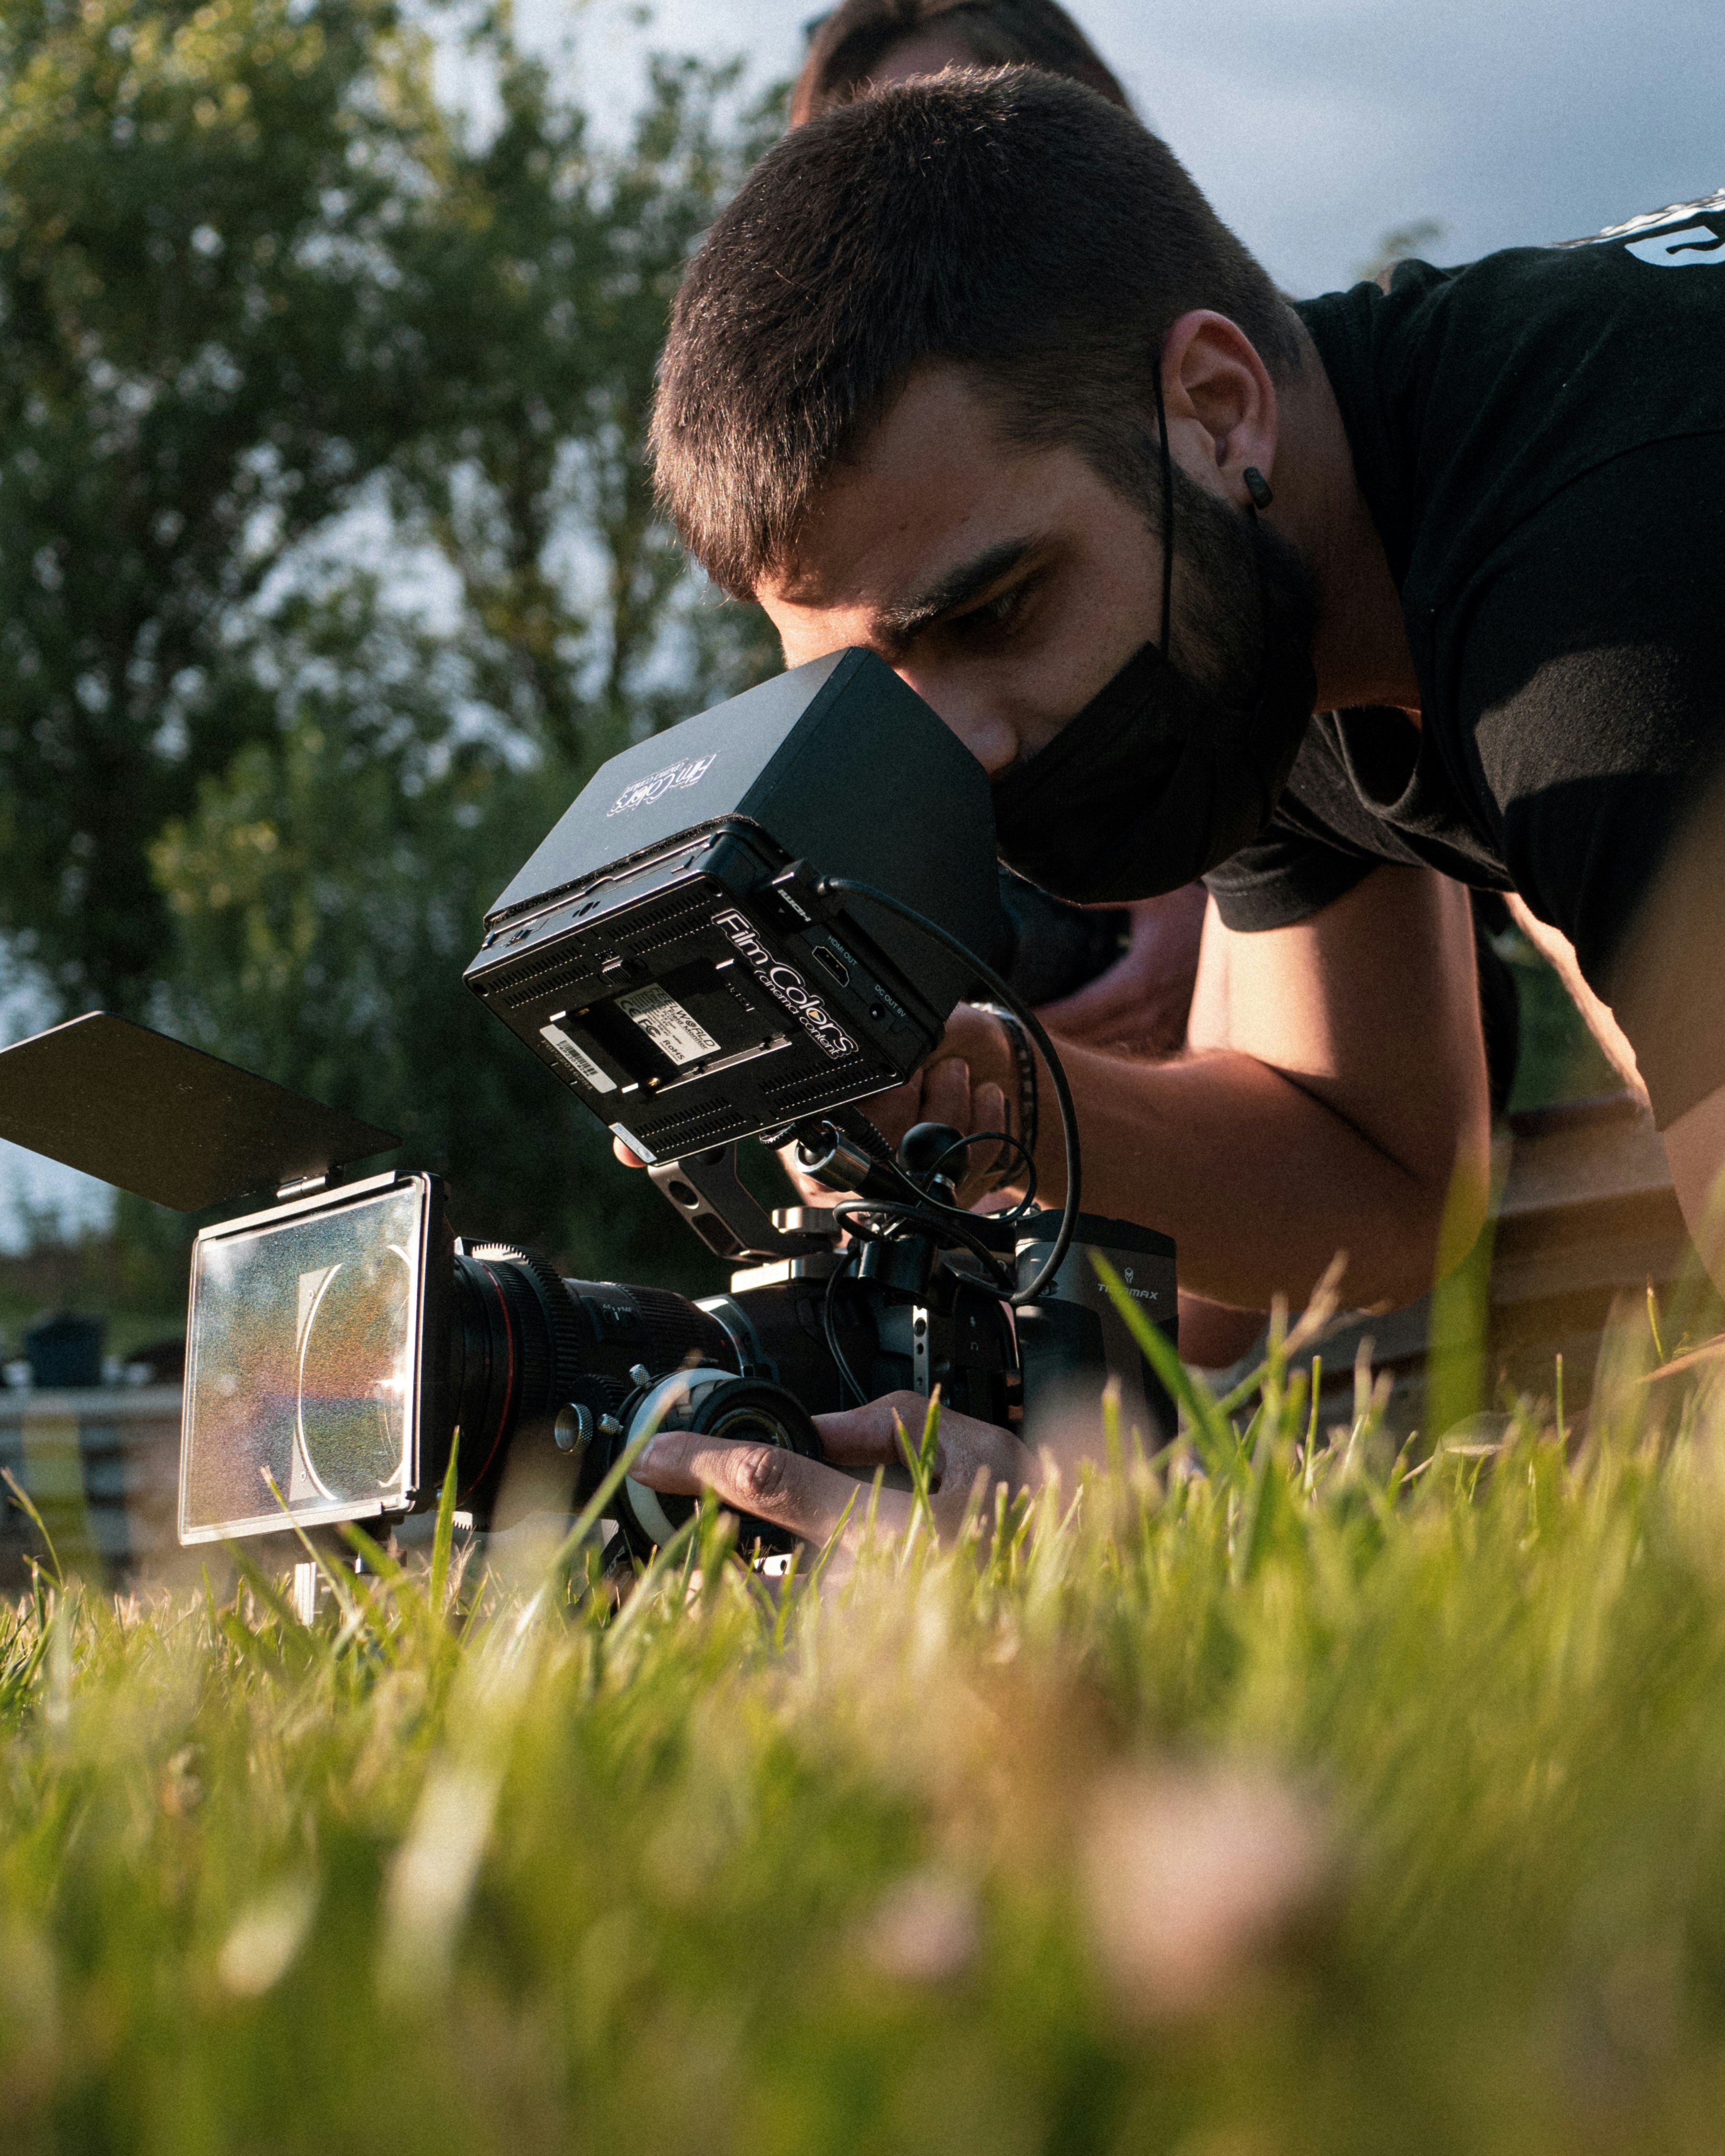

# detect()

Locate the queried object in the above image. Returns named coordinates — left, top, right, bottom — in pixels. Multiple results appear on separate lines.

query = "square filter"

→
left=180, top=1174, right=437, bottom=1544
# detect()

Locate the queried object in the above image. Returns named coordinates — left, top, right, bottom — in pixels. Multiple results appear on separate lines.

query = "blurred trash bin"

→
left=25, top=1313, right=105, bottom=1391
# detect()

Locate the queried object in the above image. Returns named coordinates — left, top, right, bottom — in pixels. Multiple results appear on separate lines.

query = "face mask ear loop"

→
left=1151, top=359, right=1174, bottom=661
left=1239, top=473, right=1284, bottom=818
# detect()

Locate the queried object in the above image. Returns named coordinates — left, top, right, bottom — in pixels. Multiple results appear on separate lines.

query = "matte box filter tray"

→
left=464, top=650, right=1007, bottom=1162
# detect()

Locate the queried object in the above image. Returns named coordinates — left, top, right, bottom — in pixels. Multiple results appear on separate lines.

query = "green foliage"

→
left=5, top=1316, right=1725, bottom=2149
left=0, top=0, right=783, bottom=1294
left=1501, top=927, right=1622, bottom=1111
left=146, top=577, right=730, bottom=1285
left=386, top=40, right=782, bottom=758
left=1355, top=217, right=1447, bottom=285
left=0, top=0, right=446, bottom=1010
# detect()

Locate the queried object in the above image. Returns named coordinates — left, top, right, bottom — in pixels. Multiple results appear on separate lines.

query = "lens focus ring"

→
left=619, top=1370, right=823, bottom=1552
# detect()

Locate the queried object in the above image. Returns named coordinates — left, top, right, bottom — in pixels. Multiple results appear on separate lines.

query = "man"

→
left=786, top=4, right=1523, bottom=1373
left=631, top=68, right=1725, bottom=1538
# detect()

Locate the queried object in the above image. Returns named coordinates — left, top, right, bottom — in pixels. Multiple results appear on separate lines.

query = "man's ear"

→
left=1158, top=310, right=1279, bottom=508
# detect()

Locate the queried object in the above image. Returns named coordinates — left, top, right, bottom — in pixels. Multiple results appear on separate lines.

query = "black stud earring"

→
left=1242, top=466, right=1275, bottom=511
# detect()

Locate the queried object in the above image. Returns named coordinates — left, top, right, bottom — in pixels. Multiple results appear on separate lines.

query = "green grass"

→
left=6, top=1292, right=1725, bottom=2154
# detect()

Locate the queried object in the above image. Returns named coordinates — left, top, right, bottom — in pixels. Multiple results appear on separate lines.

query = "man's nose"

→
left=888, top=668, right=1020, bottom=775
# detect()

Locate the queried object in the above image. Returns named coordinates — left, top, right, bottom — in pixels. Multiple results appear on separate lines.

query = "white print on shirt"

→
left=1555, top=189, right=1725, bottom=264
left=1622, top=224, right=1725, bottom=269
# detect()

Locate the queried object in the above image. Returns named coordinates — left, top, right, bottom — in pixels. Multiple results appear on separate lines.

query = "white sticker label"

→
left=618, top=985, right=721, bottom=1067
left=540, top=1021, right=617, bottom=1093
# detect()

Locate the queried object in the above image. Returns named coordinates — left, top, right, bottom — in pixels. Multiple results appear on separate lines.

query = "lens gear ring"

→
left=466, top=1244, right=587, bottom=1416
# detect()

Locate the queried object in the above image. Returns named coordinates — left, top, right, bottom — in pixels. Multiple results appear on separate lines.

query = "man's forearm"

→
left=1027, top=1037, right=1481, bottom=1312
left=1664, top=1083, right=1725, bottom=1297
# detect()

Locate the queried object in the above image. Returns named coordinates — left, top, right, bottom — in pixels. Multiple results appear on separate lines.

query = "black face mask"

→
left=992, top=384, right=1317, bottom=904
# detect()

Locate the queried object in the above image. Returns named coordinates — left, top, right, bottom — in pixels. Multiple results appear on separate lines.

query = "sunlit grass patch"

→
left=6, top=1298, right=1725, bottom=2153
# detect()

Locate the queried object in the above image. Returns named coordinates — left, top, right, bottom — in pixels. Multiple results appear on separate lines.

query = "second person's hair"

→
left=790, top=0, right=1132, bottom=125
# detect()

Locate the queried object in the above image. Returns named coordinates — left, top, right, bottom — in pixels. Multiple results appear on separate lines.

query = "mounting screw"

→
left=629, top=1363, right=651, bottom=1390
left=598, top=1413, right=623, bottom=1439
left=553, top=1404, right=593, bottom=1454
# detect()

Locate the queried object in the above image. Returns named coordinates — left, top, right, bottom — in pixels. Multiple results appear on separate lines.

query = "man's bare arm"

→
left=1663, top=1085, right=1725, bottom=1291
left=869, top=865, right=1490, bottom=1313
left=1054, top=868, right=1490, bottom=1307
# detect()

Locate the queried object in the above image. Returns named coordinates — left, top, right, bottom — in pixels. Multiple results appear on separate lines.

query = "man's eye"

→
left=951, top=587, right=1024, bottom=638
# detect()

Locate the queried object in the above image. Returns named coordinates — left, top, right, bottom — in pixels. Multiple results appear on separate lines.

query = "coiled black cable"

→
left=815, top=876, right=1081, bottom=1305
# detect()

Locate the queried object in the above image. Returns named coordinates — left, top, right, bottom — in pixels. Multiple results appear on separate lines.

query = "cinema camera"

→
left=0, top=651, right=1175, bottom=1568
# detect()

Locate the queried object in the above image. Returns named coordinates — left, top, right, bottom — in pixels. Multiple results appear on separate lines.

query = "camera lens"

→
left=689, top=1377, right=821, bottom=1453
left=444, top=1254, right=740, bottom=1523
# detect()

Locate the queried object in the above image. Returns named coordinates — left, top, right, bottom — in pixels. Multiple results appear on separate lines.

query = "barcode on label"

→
left=540, top=1021, right=617, bottom=1093
left=618, top=985, right=721, bottom=1068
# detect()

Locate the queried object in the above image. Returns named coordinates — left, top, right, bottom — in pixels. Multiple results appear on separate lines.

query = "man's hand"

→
left=631, top=1390, right=1035, bottom=1553
left=1035, top=886, right=1207, bottom=1055
left=831, top=1005, right=1017, bottom=1205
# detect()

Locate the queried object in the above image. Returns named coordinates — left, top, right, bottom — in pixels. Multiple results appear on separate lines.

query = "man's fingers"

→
left=633, top=1429, right=896, bottom=1545
left=918, top=1055, right=974, bottom=1132
left=612, top=1137, right=648, bottom=1167
left=814, top=1392, right=938, bottom=1471
left=972, top=1079, right=1006, bottom=1134
left=632, top=1409, right=1032, bottom=1554
left=858, top=1072, right=925, bottom=1153
left=960, top=1080, right=1010, bottom=1199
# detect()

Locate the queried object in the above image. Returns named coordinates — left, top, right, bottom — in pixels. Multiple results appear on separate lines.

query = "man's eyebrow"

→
left=873, top=538, right=1037, bottom=649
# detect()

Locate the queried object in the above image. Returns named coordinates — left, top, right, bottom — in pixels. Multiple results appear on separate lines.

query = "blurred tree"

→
left=1355, top=218, right=1446, bottom=286
left=0, top=0, right=785, bottom=1295
left=0, top=0, right=778, bottom=1019
left=0, top=0, right=447, bottom=1012
left=148, top=578, right=736, bottom=1285
left=388, top=39, right=781, bottom=767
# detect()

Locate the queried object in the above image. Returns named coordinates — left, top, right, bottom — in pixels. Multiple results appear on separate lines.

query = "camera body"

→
left=177, top=1161, right=1173, bottom=1563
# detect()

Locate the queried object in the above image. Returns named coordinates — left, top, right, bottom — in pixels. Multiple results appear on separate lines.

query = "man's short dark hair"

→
left=651, top=69, right=1303, bottom=596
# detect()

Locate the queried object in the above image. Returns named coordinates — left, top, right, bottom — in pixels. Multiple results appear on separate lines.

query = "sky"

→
left=3, top=0, right=1718, bottom=1245
left=542, top=0, right=1724, bottom=297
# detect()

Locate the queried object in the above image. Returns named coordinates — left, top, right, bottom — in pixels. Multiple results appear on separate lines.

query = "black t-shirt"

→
left=1205, top=190, right=1725, bottom=1126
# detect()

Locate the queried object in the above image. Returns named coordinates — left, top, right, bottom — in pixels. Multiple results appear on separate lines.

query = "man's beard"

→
left=1157, top=458, right=1319, bottom=712
left=989, top=455, right=1322, bottom=903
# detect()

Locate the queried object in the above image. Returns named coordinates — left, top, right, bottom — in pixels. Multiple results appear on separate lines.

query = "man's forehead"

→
left=766, top=527, right=1039, bottom=636
left=759, top=370, right=1058, bottom=619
